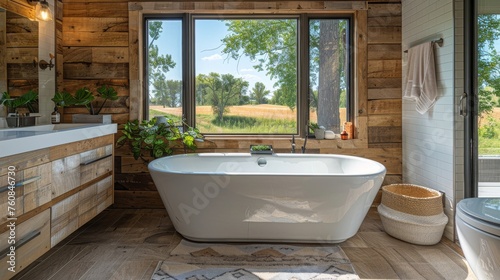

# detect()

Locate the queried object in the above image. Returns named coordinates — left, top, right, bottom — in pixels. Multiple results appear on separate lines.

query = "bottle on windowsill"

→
left=51, top=107, right=60, bottom=124
left=340, top=130, right=348, bottom=140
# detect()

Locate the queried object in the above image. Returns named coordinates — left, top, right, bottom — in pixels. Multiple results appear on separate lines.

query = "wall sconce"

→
left=33, top=53, right=55, bottom=70
left=28, top=0, right=53, bottom=22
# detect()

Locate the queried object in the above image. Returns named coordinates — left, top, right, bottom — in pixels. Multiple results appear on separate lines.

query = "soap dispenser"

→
left=51, top=107, right=60, bottom=124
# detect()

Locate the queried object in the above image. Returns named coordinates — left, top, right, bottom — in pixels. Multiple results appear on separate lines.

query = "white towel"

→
left=403, top=42, right=438, bottom=114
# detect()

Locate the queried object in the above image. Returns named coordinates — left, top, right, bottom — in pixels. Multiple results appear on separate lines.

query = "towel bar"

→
left=404, top=38, right=443, bottom=53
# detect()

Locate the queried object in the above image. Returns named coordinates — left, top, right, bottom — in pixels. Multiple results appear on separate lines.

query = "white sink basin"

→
left=1, top=123, right=100, bottom=131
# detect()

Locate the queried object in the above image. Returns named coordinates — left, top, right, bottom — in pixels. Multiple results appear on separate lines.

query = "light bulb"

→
left=35, top=0, right=53, bottom=22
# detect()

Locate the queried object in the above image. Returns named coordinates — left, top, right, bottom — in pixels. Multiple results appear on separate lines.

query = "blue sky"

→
left=153, top=19, right=277, bottom=94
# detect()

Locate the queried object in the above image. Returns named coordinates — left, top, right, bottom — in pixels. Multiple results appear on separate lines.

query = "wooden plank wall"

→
left=60, top=0, right=129, bottom=123
left=59, top=0, right=402, bottom=209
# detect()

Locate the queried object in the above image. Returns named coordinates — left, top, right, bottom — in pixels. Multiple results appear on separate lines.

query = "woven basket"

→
left=381, top=184, right=444, bottom=216
left=378, top=204, right=448, bottom=245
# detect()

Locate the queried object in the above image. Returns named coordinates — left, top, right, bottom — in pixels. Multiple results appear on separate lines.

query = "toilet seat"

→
left=457, top=198, right=500, bottom=237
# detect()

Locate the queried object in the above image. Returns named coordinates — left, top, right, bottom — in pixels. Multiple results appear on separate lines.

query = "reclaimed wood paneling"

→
left=62, top=79, right=129, bottom=95
left=368, top=114, right=402, bottom=127
left=368, top=88, right=401, bottom=100
left=367, top=3, right=401, bottom=17
left=356, top=9, right=368, bottom=118
left=0, top=0, right=35, bottom=20
left=6, top=48, right=38, bottom=63
left=367, top=27, right=401, bottom=44
left=367, top=44, right=402, bottom=60
left=63, top=63, right=128, bottom=79
left=63, top=3, right=129, bottom=18
left=368, top=99, right=402, bottom=115
left=368, top=77, right=401, bottom=89
left=60, top=46, right=121, bottom=64
left=62, top=32, right=129, bottom=47
left=367, top=60, right=402, bottom=78
left=63, top=17, right=128, bottom=33
left=368, top=126, right=402, bottom=143
left=366, top=2, right=401, bottom=151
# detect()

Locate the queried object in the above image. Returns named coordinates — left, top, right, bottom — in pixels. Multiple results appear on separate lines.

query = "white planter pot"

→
left=72, top=114, right=112, bottom=124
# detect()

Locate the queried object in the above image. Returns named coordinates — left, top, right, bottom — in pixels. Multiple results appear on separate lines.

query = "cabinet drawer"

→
left=78, top=183, right=97, bottom=227
left=0, top=171, right=24, bottom=224
left=80, top=144, right=113, bottom=185
left=0, top=208, right=50, bottom=279
left=51, top=193, right=79, bottom=247
left=0, top=162, right=51, bottom=224
left=96, top=175, right=113, bottom=213
left=22, top=162, right=52, bottom=213
left=78, top=175, right=113, bottom=227
left=51, top=154, right=81, bottom=198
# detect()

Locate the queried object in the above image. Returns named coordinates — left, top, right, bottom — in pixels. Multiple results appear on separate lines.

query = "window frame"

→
left=140, top=11, right=356, bottom=138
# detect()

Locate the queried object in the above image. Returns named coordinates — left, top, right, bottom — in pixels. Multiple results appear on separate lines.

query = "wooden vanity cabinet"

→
left=0, top=134, right=114, bottom=278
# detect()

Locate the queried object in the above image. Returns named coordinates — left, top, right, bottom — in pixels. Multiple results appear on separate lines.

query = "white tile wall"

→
left=454, top=0, right=465, bottom=242
left=401, top=0, right=457, bottom=240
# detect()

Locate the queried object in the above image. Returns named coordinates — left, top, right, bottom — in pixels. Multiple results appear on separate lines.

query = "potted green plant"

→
left=309, top=122, right=325, bottom=140
left=116, top=117, right=204, bottom=163
left=1, top=90, right=39, bottom=127
left=250, top=144, right=273, bottom=154
left=52, top=85, right=118, bottom=123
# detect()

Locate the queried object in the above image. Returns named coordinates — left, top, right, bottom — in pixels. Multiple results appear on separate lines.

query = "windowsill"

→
left=203, top=135, right=357, bottom=141
left=197, top=136, right=366, bottom=150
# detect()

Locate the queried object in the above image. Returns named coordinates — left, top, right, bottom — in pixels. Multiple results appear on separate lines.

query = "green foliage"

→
left=73, top=87, right=95, bottom=112
left=221, top=18, right=346, bottom=132
left=1, top=90, right=38, bottom=113
left=309, top=122, right=320, bottom=130
left=153, top=79, right=182, bottom=107
left=222, top=19, right=297, bottom=109
left=52, top=85, right=118, bottom=115
left=51, top=91, right=76, bottom=107
left=116, top=117, right=204, bottom=162
left=479, top=115, right=500, bottom=156
left=479, top=116, right=498, bottom=139
left=197, top=113, right=296, bottom=134
left=147, top=21, right=176, bottom=105
left=478, top=14, right=500, bottom=117
left=250, top=145, right=272, bottom=151
left=197, top=72, right=249, bottom=121
left=250, top=82, right=270, bottom=104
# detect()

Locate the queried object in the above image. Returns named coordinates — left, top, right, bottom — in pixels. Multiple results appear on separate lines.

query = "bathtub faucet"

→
left=291, top=135, right=296, bottom=153
left=301, top=131, right=308, bottom=153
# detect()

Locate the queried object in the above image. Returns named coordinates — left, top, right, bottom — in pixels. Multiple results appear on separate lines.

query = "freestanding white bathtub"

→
left=149, top=153, right=386, bottom=243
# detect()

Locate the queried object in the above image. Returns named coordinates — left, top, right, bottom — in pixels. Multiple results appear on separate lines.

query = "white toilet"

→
left=456, top=198, right=500, bottom=280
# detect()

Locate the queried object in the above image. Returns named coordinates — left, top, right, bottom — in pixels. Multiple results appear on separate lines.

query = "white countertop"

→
left=0, top=123, right=117, bottom=158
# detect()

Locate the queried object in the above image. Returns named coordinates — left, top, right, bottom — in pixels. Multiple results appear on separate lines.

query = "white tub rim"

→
left=148, top=152, right=386, bottom=177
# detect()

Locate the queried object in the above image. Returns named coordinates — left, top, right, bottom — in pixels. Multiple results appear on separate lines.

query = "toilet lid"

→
left=457, top=198, right=500, bottom=237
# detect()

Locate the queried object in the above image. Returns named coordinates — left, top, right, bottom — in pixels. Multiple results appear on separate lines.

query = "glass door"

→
left=465, top=0, right=500, bottom=198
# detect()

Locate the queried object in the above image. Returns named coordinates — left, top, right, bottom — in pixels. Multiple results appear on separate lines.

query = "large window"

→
left=145, top=14, right=352, bottom=136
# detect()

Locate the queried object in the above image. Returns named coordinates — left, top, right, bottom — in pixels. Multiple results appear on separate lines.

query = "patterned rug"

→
left=151, top=239, right=359, bottom=280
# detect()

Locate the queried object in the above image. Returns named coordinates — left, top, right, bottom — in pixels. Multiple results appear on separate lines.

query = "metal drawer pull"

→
left=80, top=154, right=112, bottom=166
left=0, top=176, right=41, bottom=193
left=0, top=230, right=41, bottom=256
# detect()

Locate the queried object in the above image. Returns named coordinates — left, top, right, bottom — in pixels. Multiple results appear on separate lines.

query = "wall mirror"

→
left=0, top=8, right=39, bottom=98
left=1, top=1, right=55, bottom=127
